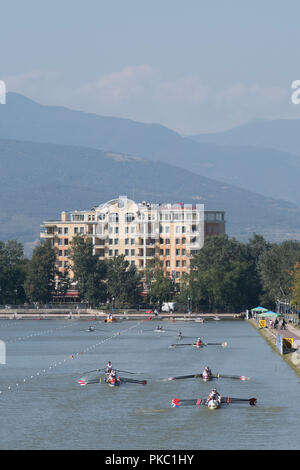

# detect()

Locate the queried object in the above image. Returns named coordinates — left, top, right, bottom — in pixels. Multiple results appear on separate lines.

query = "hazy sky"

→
left=2, top=0, right=300, bottom=134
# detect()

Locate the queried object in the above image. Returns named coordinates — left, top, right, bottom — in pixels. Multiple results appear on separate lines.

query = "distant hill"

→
left=189, top=118, right=300, bottom=156
left=0, top=139, right=300, bottom=257
left=1, top=93, right=300, bottom=206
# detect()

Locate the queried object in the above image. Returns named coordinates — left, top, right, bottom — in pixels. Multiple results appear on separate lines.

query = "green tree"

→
left=290, top=262, right=300, bottom=308
left=69, top=235, right=107, bottom=306
left=258, top=240, right=300, bottom=306
left=0, top=240, right=28, bottom=304
left=106, top=255, right=142, bottom=306
left=23, top=240, right=56, bottom=303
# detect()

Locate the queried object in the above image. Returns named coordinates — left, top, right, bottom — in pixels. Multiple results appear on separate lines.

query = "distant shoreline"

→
left=0, top=310, right=244, bottom=321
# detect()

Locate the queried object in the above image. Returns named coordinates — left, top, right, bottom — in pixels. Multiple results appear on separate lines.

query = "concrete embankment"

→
left=0, top=309, right=244, bottom=321
left=248, top=319, right=300, bottom=377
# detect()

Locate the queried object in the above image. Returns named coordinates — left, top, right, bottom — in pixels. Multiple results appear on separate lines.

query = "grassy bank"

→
left=248, top=319, right=300, bottom=378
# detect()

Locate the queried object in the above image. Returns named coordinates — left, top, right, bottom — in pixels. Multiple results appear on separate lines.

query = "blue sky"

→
left=2, top=0, right=300, bottom=133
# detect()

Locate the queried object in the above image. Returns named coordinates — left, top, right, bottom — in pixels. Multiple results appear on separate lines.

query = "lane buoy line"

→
left=0, top=321, right=143, bottom=396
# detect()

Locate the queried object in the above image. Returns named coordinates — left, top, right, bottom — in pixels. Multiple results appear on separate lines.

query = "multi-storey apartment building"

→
left=41, top=196, right=225, bottom=292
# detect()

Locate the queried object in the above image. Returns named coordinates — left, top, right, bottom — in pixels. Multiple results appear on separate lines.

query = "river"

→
left=0, top=318, right=299, bottom=450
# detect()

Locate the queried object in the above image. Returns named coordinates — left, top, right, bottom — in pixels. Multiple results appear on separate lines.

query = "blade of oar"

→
left=119, top=377, right=147, bottom=385
left=165, top=374, right=203, bottom=381
left=169, top=343, right=194, bottom=348
left=204, top=342, right=227, bottom=347
left=214, top=373, right=249, bottom=381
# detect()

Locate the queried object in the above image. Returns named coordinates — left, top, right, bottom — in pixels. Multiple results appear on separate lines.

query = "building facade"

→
left=41, top=196, right=225, bottom=284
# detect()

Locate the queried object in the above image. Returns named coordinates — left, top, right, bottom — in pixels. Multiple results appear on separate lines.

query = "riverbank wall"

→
left=248, top=318, right=300, bottom=378
left=0, top=309, right=244, bottom=321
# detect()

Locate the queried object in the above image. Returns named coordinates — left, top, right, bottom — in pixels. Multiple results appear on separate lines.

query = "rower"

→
left=107, top=369, right=120, bottom=385
left=205, top=388, right=221, bottom=404
left=178, top=331, right=183, bottom=340
left=105, top=361, right=113, bottom=374
left=196, top=337, right=203, bottom=348
left=202, top=365, right=212, bottom=378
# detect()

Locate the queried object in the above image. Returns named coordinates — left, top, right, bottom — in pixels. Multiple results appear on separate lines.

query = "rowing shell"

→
left=171, top=396, right=257, bottom=409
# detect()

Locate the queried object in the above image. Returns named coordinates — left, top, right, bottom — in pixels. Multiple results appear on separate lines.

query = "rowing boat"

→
left=165, top=372, right=249, bottom=382
left=171, top=396, right=256, bottom=410
left=77, top=373, right=147, bottom=387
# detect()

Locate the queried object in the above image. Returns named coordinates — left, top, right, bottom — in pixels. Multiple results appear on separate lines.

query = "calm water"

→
left=0, top=318, right=299, bottom=450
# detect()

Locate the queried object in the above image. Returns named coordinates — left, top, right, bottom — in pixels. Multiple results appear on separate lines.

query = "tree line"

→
left=1, top=234, right=300, bottom=312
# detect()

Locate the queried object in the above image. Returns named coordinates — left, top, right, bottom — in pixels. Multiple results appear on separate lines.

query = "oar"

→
left=77, top=375, right=105, bottom=386
left=204, top=342, right=228, bottom=347
left=171, top=398, right=204, bottom=407
left=115, top=369, right=139, bottom=375
left=220, top=397, right=257, bottom=406
left=80, top=368, right=105, bottom=375
left=213, top=373, right=249, bottom=381
left=119, top=377, right=147, bottom=385
left=169, top=343, right=195, bottom=348
left=164, top=374, right=203, bottom=381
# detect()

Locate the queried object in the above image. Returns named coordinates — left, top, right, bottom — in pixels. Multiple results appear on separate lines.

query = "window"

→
left=80, top=227, right=84, bottom=234
left=58, top=239, right=63, bottom=246
left=114, top=227, right=119, bottom=234
left=109, top=213, right=119, bottom=223
left=182, top=237, right=186, bottom=244
left=131, top=249, right=135, bottom=256
left=125, top=213, right=135, bottom=223
left=125, top=249, right=129, bottom=256
left=166, top=260, right=170, bottom=267
left=64, top=261, right=68, bottom=268
left=58, top=250, right=63, bottom=257
left=176, top=260, right=180, bottom=267
left=58, top=227, right=62, bottom=234
left=73, top=214, right=84, bottom=221
left=64, top=239, right=69, bottom=245
left=125, top=238, right=129, bottom=245
left=125, top=226, right=129, bottom=234
left=59, top=261, right=62, bottom=268
left=109, top=249, right=113, bottom=256
left=165, top=238, right=170, bottom=245
left=109, top=239, right=113, bottom=245
left=166, top=249, right=170, bottom=256
left=131, top=238, right=135, bottom=245
left=64, top=227, right=68, bottom=234
left=176, top=249, right=180, bottom=256
left=176, top=238, right=180, bottom=244
left=114, top=239, right=119, bottom=245
left=114, top=249, right=119, bottom=256
left=182, top=249, right=186, bottom=256
left=74, top=227, right=78, bottom=234
left=182, top=260, right=186, bottom=267
left=131, top=226, right=135, bottom=234
left=64, top=250, right=68, bottom=257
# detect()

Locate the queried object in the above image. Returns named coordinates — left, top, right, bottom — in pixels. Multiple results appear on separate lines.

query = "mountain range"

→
left=0, top=92, right=299, bottom=254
